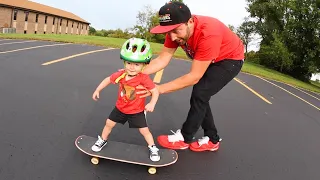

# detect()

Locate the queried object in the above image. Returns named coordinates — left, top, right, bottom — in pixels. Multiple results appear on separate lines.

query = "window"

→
left=60, top=19, right=62, bottom=26
left=25, top=11, right=29, bottom=21
left=72, top=22, right=74, bottom=28
left=45, top=16, right=47, bottom=24
left=53, top=17, right=55, bottom=25
left=36, top=14, right=39, bottom=23
left=67, top=20, right=68, bottom=26
left=13, top=10, right=18, bottom=20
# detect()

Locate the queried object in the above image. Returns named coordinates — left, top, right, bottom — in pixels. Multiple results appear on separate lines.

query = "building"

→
left=0, top=0, right=90, bottom=35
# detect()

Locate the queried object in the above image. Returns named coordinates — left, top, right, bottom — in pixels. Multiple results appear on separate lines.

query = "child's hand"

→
left=92, top=90, right=100, bottom=101
left=145, top=103, right=155, bottom=112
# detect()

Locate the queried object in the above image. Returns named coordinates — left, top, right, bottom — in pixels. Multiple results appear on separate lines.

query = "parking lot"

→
left=0, top=39, right=319, bottom=180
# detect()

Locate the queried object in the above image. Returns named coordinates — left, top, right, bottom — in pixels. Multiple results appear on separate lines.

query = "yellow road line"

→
left=150, top=60, right=272, bottom=105
left=153, top=69, right=164, bottom=83
left=234, top=78, right=272, bottom=104
left=0, top=40, right=36, bottom=46
left=256, top=76, right=320, bottom=111
left=0, top=43, right=71, bottom=54
left=42, top=48, right=116, bottom=65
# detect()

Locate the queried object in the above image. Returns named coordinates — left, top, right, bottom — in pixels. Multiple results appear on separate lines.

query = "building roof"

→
left=0, top=0, right=89, bottom=24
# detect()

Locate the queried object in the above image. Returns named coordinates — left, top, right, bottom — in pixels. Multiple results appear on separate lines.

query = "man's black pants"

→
left=181, top=59, right=244, bottom=143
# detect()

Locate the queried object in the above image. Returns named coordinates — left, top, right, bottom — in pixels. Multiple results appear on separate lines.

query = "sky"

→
left=30, top=0, right=250, bottom=30
left=30, top=0, right=259, bottom=50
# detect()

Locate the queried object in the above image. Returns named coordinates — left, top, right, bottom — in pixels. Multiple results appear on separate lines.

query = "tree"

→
left=246, top=0, right=320, bottom=81
left=258, top=32, right=293, bottom=72
left=149, top=13, right=165, bottom=43
left=133, top=5, right=156, bottom=41
left=282, top=0, right=320, bottom=80
left=170, top=0, right=184, bottom=3
left=236, top=17, right=255, bottom=59
left=89, top=26, right=96, bottom=35
left=228, top=24, right=236, bottom=33
left=132, top=4, right=165, bottom=43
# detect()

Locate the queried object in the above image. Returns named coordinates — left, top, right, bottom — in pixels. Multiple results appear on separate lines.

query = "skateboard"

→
left=75, top=135, right=178, bottom=174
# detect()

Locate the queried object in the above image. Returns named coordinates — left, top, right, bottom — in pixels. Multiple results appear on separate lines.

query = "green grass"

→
left=311, top=80, right=320, bottom=89
left=0, top=33, right=188, bottom=59
left=0, top=33, right=319, bottom=93
left=242, top=62, right=320, bottom=93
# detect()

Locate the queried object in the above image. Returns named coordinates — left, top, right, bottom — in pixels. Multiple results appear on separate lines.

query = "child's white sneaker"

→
left=91, top=135, right=107, bottom=152
left=148, top=145, right=160, bottom=162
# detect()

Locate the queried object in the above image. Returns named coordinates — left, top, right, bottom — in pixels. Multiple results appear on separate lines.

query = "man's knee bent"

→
left=190, top=88, right=211, bottom=104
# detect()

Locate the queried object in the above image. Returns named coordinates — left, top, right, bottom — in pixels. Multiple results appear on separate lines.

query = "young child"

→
left=91, top=38, right=160, bottom=162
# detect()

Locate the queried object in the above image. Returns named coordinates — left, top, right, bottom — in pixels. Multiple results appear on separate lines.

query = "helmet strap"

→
left=114, top=72, right=127, bottom=83
left=141, top=64, right=146, bottom=71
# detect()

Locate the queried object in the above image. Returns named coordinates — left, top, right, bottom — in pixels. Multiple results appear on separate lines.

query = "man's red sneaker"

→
left=157, top=129, right=189, bottom=150
left=189, top=136, right=220, bottom=152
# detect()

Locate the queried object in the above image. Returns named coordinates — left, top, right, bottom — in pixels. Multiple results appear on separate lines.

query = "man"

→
left=138, top=1, right=244, bottom=152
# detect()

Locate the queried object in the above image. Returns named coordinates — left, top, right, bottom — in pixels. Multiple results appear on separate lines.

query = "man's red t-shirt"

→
left=109, top=70, right=155, bottom=114
left=164, top=15, right=245, bottom=62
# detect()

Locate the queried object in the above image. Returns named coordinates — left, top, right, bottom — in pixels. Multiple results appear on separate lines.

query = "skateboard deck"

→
left=75, top=135, right=178, bottom=174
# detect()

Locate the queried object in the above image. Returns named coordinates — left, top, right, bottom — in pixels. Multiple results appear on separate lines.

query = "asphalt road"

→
left=0, top=39, right=319, bottom=180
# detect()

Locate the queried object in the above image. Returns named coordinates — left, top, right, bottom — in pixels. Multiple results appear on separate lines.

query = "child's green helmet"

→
left=120, top=38, right=152, bottom=63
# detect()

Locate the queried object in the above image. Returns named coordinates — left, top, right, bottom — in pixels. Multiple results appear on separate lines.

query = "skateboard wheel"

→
left=148, top=167, right=156, bottom=174
left=91, top=157, right=99, bottom=165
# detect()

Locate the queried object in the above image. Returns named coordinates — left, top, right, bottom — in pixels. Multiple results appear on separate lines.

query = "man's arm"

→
left=142, top=46, right=177, bottom=75
left=158, top=59, right=212, bottom=94
left=158, top=31, right=223, bottom=94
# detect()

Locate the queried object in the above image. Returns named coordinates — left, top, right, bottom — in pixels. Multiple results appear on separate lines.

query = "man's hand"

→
left=136, top=85, right=152, bottom=98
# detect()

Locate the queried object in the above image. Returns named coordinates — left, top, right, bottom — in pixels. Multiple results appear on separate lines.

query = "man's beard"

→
left=175, top=26, right=190, bottom=45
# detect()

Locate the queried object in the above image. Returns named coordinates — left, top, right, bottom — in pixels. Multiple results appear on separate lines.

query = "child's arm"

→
left=95, top=76, right=111, bottom=92
left=92, top=70, right=125, bottom=101
left=92, top=76, right=111, bottom=101
left=149, top=87, right=159, bottom=105
left=145, top=87, right=159, bottom=112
